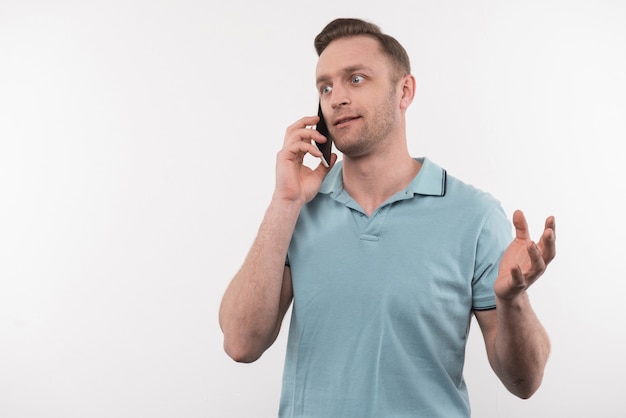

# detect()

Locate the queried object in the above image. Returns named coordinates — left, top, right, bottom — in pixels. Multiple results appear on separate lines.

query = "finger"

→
left=312, top=152, right=338, bottom=175
left=286, top=115, right=319, bottom=131
left=280, top=140, right=323, bottom=162
left=284, top=128, right=327, bottom=150
left=510, top=264, right=527, bottom=292
left=284, top=116, right=321, bottom=146
left=513, top=209, right=531, bottom=240
left=526, top=241, right=546, bottom=279
left=329, top=152, right=338, bottom=167
left=310, top=157, right=333, bottom=181
left=544, top=215, right=556, bottom=235
left=538, top=216, right=556, bottom=263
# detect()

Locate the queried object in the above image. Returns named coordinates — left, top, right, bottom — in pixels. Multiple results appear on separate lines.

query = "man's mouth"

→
left=333, top=116, right=360, bottom=127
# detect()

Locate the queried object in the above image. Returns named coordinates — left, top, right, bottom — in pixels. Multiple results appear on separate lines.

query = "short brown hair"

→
left=314, top=18, right=411, bottom=80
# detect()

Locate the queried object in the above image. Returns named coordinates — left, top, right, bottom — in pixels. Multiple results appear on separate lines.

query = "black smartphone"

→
left=315, top=103, right=332, bottom=167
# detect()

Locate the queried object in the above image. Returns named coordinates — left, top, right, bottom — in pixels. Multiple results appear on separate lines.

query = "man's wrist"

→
left=495, top=291, right=530, bottom=311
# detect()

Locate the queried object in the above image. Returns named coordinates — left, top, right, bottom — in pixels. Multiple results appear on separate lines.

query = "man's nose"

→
left=330, top=85, right=350, bottom=109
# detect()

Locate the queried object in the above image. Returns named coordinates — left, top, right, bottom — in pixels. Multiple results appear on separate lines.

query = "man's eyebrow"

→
left=316, top=65, right=375, bottom=85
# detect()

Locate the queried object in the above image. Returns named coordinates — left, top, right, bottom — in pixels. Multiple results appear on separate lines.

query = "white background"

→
left=1, top=1, right=625, bottom=417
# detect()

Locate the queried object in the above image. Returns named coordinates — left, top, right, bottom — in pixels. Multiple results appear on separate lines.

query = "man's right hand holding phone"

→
left=274, top=115, right=336, bottom=205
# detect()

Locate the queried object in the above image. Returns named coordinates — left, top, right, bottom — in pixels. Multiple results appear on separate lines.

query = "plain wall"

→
left=1, top=0, right=625, bottom=417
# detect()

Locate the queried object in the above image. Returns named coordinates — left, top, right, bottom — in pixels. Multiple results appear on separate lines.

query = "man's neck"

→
left=342, top=150, right=421, bottom=217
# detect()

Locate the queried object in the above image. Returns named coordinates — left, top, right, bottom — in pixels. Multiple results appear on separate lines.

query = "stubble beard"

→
left=331, top=87, right=398, bottom=159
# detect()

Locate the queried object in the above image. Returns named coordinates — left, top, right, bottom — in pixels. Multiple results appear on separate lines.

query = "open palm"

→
left=495, top=210, right=556, bottom=300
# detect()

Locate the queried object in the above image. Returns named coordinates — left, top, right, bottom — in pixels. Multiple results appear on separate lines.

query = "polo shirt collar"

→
left=406, top=157, right=447, bottom=197
left=319, top=157, right=447, bottom=198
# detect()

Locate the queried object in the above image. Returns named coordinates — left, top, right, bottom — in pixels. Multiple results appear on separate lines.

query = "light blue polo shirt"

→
left=280, top=158, right=512, bottom=418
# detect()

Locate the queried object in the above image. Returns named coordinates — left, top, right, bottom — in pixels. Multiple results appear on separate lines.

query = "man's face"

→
left=315, top=35, right=401, bottom=158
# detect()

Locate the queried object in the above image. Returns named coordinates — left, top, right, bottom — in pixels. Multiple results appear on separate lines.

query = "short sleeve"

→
left=472, top=204, right=513, bottom=310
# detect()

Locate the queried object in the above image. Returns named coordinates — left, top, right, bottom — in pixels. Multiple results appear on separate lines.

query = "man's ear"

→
left=399, top=74, right=416, bottom=110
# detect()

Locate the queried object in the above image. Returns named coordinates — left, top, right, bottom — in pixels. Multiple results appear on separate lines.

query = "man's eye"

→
left=351, top=75, right=364, bottom=84
left=321, top=85, right=333, bottom=94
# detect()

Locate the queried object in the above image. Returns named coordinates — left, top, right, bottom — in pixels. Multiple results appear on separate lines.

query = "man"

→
left=219, top=18, right=555, bottom=417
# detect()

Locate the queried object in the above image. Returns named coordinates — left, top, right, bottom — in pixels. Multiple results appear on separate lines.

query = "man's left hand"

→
left=495, top=210, right=557, bottom=300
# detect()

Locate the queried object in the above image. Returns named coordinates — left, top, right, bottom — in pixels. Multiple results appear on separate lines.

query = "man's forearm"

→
left=493, top=293, right=551, bottom=398
left=219, top=197, right=303, bottom=362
